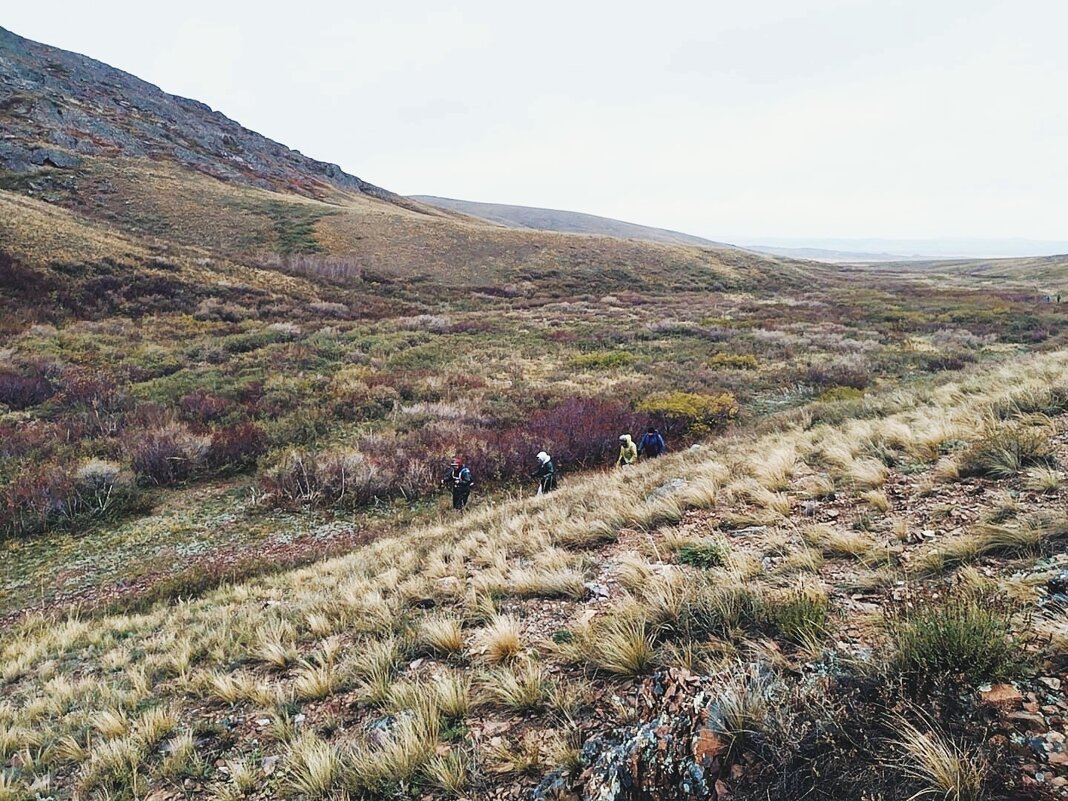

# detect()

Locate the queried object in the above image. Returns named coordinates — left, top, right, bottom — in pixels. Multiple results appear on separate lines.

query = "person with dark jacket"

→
left=443, top=457, right=473, bottom=510
left=534, top=451, right=557, bottom=495
left=638, top=427, right=667, bottom=459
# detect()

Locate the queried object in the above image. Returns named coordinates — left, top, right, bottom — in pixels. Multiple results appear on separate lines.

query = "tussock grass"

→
left=886, top=592, right=1027, bottom=685
left=802, top=524, right=879, bottom=562
left=294, top=660, right=338, bottom=701
left=800, top=473, right=837, bottom=500
left=484, top=732, right=546, bottom=775
left=350, top=714, right=439, bottom=791
left=708, top=662, right=779, bottom=742
left=473, top=616, right=524, bottom=664
left=861, top=489, right=890, bottom=512
left=416, top=615, right=466, bottom=657
left=754, top=447, right=799, bottom=491
left=574, top=616, right=658, bottom=677
left=479, top=659, right=550, bottom=712
left=842, top=458, right=889, bottom=489
left=160, top=731, right=202, bottom=780
left=918, top=513, right=1068, bottom=572
left=422, top=751, right=469, bottom=795
left=285, top=733, right=343, bottom=798
left=255, top=620, right=298, bottom=670
left=676, top=539, right=729, bottom=569
left=615, top=553, right=655, bottom=591
left=892, top=715, right=985, bottom=801
left=958, top=419, right=1056, bottom=479
left=3, top=347, right=1068, bottom=799
left=510, top=567, right=587, bottom=599
left=730, top=479, right=792, bottom=516
left=759, top=583, right=830, bottom=643
left=1023, top=465, right=1061, bottom=493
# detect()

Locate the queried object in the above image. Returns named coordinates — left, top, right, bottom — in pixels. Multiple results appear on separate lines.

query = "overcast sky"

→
left=5, top=1, right=1067, bottom=242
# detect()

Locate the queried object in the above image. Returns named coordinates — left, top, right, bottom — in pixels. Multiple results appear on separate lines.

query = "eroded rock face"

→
left=537, top=669, right=731, bottom=801
left=0, top=25, right=391, bottom=200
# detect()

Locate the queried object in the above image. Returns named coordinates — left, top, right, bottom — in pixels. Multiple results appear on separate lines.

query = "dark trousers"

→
left=453, top=487, right=471, bottom=510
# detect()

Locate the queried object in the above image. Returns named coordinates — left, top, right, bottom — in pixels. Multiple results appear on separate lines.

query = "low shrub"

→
left=178, top=390, right=234, bottom=424
left=569, top=351, right=635, bottom=370
left=885, top=592, right=1027, bottom=686
left=208, top=422, right=267, bottom=472
left=262, top=448, right=409, bottom=509
left=0, top=367, right=55, bottom=410
left=637, top=391, right=738, bottom=437
left=708, top=353, right=758, bottom=370
left=817, top=387, right=866, bottom=403
left=126, top=423, right=211, bottom=486
left=0, top=458, right=139, bottom=539
left=797, top=356, right=872, bottom=390
left=677, top=540, right=729, bottom=569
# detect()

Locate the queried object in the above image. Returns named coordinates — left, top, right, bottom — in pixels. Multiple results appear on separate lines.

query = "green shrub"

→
left=708, top=352, right=758, bottom=370
left=957, top=422, right=1056, bottom=478
left=677, top=540, right=729, bottom=569
left=817, top=387, right=866, bottom=403
left=569, top=350, right=635, bottom=370
left=886, top=592, right=1027, bottom=686
left=637, top=391, right=738, bottom=436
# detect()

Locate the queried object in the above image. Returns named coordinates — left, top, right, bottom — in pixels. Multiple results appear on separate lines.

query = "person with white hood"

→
left=534, top=451, right=557, bottom=495
left=616, top=433, right=638, bottom=468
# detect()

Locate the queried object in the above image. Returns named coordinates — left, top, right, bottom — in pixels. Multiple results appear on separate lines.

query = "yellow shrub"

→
left=637, top=391, right=738, bottom=435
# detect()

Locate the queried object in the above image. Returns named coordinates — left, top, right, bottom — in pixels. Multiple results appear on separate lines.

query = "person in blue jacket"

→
left=637, top=427, right=667, bottom=459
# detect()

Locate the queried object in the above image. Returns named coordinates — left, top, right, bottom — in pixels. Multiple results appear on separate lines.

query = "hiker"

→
left=443, top=457, right=473, bottom=510
left=534, top=451, right=557, bottom=495
left=617, top=434, right=638, bottom=467
left=637, top=427, right=667, bottom=459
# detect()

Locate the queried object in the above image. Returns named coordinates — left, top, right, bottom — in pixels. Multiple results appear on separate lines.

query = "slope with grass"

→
left=2, top=349, right=1067, bottom=800
left=410, top=195, right=730, bottom=249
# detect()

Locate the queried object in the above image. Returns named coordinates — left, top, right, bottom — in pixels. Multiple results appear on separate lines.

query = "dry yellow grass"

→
left=0, top=348, right=1066, bottom=798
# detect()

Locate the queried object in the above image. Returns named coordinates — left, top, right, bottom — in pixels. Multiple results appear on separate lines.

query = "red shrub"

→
left=208, top=422, right=267, bottom=472
left=0, top=368, right=55, bottom=410
left=0, top=464, right=73, bottom=537
left=126, top=423, right=210, bottom=485
left=796, top=357, right=872, bottom=390
left=58, top=368, right=131, bottom=437
left=179, top=390, right=234, bottom=424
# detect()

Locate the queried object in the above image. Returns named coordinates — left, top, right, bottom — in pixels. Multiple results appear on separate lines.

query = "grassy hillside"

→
left=879, top=254, right=1068, bottom=293
left=2, top=23, right=1068, bottom=801
left=411, top=195, right=729, bottom=249
left=2, top=350, right=1067, bottom=799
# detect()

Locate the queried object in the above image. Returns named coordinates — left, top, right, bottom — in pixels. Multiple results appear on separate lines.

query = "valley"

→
left=1, top=22, right=1067, bottom=801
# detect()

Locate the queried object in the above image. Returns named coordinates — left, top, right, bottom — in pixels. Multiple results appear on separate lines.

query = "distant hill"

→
left=745, top=246, right=911, bottom=263
left=879, top=253, right=1068, bottom=290
left=742, top=237, right=1068, bottom=262
left=0, top=25, right=812, bottom=327
left=411, top=195, right=730, bottom=249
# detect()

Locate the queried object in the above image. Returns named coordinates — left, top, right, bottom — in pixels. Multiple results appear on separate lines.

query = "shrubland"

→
left=2, top=156, right=1068, bottom=801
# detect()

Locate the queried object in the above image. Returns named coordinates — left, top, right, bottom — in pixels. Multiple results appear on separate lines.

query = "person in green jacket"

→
left=617, top=434, right=638, bottom=467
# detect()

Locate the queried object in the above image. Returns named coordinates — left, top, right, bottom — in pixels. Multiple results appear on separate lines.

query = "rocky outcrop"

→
left=0, top=26, right=394, bottom=200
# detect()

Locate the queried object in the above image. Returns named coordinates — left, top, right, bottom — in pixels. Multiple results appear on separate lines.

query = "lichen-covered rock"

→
left=537, top=669, right=731, bottom=801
